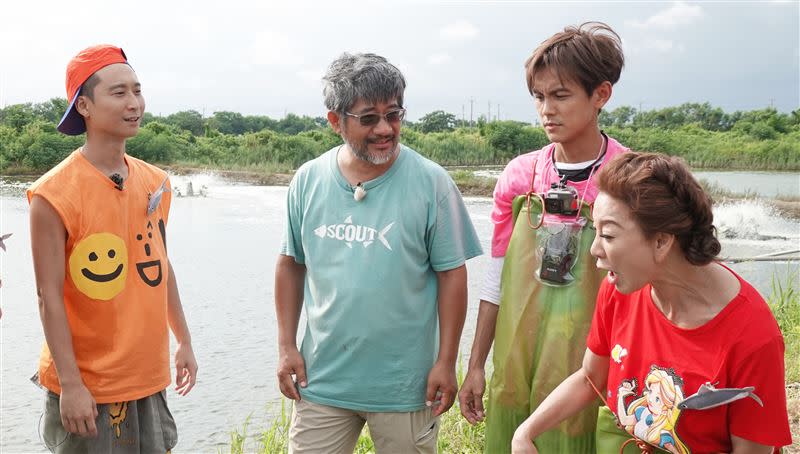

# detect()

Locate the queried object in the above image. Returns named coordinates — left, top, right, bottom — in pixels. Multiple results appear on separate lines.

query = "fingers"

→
left=295, top=363, right=307, bottom=389
left=459, top=393, right=484, bottom=424
left=432, top=389, right=454, bottom=417
left=425, top=380, right=438, bottom=407
left=458, top=385, right=486, bottom=425
left=175, top=367, right=184, bottom=391
left=474, top=394, right=485, bottom=420
left=73, top=419, right=87, bottom=437
left=458, top=389, right=473, bottom=421
left=62, top=414, right=76, bottom=434
left=175, top=367, right=188, bottom=395
left=59, top=386, right=99, bottom=437
left=278, top=370, right=301, bottom=400
left=84, top=414, right=98, bottom=438
left=426, top=377, right=455, bottom=417
left=182, top=369, right=197, bottom=395
left=175, top=367, right=197, bottom=396
left=175, top=356, right=199, bottom=396
left=277, top=353, right=306, bottom=400
left=62, top=411, right=97, bottom=437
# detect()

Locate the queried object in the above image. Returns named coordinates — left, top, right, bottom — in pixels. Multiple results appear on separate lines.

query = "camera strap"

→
left=551, top=132, right=608, bottom=183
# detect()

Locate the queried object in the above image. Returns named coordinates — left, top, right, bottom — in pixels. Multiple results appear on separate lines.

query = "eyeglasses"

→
left=344, top=108, right=406, bottom=127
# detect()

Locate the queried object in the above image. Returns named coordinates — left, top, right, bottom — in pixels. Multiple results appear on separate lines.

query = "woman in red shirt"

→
left=512, top=152, right=792, bottom=453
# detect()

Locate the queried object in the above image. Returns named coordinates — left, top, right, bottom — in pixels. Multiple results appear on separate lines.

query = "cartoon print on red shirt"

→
left=617, top=365, right=690, bottom=454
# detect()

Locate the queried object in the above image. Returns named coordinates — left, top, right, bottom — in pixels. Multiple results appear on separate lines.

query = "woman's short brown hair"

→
left=597, top=152, right=721, bottom=266
left=525, top=22, right=624, bottom=97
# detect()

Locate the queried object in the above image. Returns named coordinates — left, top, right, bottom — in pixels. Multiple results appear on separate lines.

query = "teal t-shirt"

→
left=281, top=144, right=483, bottom=411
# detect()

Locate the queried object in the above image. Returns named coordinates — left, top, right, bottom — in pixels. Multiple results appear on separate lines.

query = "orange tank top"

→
left=28, top=149, right=172, bottom=403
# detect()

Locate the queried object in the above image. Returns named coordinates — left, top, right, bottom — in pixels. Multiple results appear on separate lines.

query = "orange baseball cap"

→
left=57, top=44, right=129, bottom=135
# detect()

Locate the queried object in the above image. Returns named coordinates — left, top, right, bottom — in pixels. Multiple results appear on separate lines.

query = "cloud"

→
left=646, top=39, right=676, bottom=53
left=248, top=30, right=302, bottom=67
left=296, top=68, right=325, bottom=86
left=627, top=38, right=686, bottom=56
left=440, top=20, right=479, bottom=41
left=428, top=53, right=453, bottom=65
left=627, top=1, right=703, bottom=29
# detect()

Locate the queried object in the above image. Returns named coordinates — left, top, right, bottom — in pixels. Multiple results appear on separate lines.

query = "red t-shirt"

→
left=586, top=268, right=792, bottom=453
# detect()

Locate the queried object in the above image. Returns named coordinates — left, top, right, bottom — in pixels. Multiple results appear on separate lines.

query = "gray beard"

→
left=349, top=141, right=397, bottom=165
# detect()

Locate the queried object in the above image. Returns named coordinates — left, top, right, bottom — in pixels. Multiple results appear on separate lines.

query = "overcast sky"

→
left=1, top=1, right=797, bottom=122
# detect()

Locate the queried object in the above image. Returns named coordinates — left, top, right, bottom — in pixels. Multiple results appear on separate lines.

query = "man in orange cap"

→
left=28, top=44, right=198, bottom=453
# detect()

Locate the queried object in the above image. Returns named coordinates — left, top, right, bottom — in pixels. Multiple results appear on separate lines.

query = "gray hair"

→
left=322, top=53, right=406, bottom=113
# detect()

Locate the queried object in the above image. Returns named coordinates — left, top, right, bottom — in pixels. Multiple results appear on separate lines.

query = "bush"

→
left=3, top=102, right=799, bottom=173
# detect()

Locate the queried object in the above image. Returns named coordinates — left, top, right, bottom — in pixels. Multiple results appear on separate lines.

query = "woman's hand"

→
left=511, top=429, right=539, bottom=454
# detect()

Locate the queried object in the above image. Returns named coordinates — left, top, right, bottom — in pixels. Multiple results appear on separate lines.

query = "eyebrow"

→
left=597, top=219, right=622, bottom=229
left=107, top=82, right=141, bottom=91
left=533, top=86, right=571, bottom=96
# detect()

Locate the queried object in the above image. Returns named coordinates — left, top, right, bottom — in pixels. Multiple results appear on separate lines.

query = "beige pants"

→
left=289, top=399, right=439, bottom=454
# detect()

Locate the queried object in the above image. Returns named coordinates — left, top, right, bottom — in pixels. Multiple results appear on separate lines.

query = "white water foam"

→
left=716, top=199, right=799, bottom=241
left=166, top=172, right=227, bottom=198
left=715, top=199, right=800, bottom=260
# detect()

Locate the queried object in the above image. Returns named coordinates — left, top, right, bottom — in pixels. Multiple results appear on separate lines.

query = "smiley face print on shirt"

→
left=68, top=232, right=128, bottom=300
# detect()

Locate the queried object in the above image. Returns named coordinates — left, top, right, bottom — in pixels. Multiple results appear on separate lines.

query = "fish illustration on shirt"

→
left=677, top=382, right=763, bottom=410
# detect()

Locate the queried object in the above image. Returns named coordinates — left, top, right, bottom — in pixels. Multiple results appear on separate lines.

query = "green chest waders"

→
left=485, top=195, right=605, bottom=453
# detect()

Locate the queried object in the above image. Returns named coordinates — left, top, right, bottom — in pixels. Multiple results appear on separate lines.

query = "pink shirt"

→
left=490, top=138, right=628, bottom=257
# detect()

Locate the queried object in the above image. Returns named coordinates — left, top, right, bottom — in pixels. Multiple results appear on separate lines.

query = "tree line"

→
left=1, top=99, right=798, bottom=174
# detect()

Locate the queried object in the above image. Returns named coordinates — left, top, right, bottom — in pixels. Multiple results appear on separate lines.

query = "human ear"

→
left=653, top=233, right=675, bottom=262
left=327, top=111, right=342, bottom=133
left=75, top=96, right=91, bottom=117
left=593, top=81, right=613, bottom=110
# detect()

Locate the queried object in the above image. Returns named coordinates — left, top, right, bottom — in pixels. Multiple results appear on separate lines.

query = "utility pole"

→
left=469, top=97, right=474, bottom=127
left=462, top=104, right=466, bottom=126
left=488, top=101, right=491, bottom=123
left=497, top=104, right=500, bottom=122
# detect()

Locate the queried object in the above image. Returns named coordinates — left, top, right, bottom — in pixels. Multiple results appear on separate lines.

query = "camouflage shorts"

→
left=41, top=389, right=177, bottom=454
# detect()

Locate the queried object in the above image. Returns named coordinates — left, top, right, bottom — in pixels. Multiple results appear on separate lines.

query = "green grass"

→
left=768, top=268, right=800, bottom=383
left=224, top=397, right=486, bottom=454
left=448, top=170, right=496, bottom=197
left=227, top=274, right=799, bottom=453
left=225, top=359, right=486, bottom=454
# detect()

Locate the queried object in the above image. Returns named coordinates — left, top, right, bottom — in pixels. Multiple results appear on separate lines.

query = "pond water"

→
left=1, top=173, right=798, bottom=452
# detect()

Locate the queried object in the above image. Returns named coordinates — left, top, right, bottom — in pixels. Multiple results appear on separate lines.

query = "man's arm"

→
left=275, top=254, right=307, bottom=400
left=426, top=264, right=468, bottom=417
left=30, top=196, right=98, bottom=437
left=458, top=299, right=498, bottom=424
left=166, top=261, right=197, bottom=396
